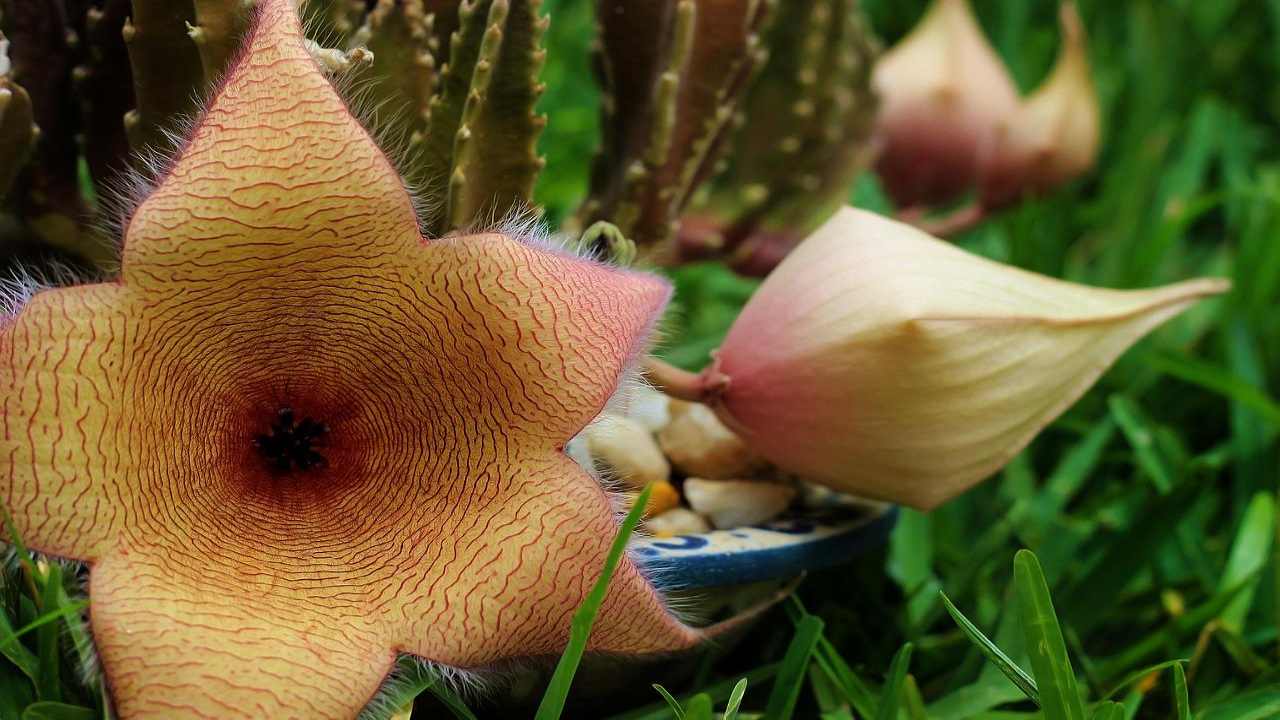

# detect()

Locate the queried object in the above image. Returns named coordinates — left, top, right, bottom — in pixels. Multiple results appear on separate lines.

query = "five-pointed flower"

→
left=0, top=1, right=709, bottom=716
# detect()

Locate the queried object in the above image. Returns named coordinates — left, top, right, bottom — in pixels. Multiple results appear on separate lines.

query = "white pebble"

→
left=645, top=508, right=712, bottom=537
left=684, top=478, right=796, bottom=529
left=584, top=414, right=671, bottom=489
left=658, top=403, right=763, bottom=479
left=624, top=385, right=672, bottom=432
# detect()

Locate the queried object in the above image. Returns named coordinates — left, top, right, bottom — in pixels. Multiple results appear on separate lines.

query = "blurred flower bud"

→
left=708, top=208, right=1227, bottom=510
left=872, top=0, right=1019, bottom=208
left=982, top=3, right=1100, bottom=208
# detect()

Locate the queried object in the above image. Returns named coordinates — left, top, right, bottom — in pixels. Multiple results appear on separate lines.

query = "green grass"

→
left=3, top=0, right=1280, bottom=717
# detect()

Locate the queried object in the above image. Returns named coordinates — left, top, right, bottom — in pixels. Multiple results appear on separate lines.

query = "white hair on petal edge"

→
left=323, top=42, right=441, bottom=238
left=493, top=205, right=604, bottom=262
left=359, top=654, right=561, bottom=719
left=0, top=262, right=91, bottom=323
left=93, top=86, right=209, bottom=262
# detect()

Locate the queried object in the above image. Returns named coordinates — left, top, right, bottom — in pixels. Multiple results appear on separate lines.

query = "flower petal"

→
left=1, top=286, right=133, bottom=560
left=715, top=208, right=1227, bottom=509
left=393, top=455, right=703, bottom=666
left=409, top=234, right=671, bottom=443
left=90, top=550, right=391, bottom=718
left=122, top=0, right=422, bottom=291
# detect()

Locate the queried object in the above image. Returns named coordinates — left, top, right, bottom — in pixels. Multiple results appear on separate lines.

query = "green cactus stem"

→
left=1, top=0, right=110, bottom=266
left=123, top=0, right=205, bottom=155
left=418, top=0, right=462, bottom=67
left=351, top=0, right=437, bottom=152
left=420, top=0, right=548, bottom=236
left=579, top=0, right=773, bottom=261
left=75, top=0, right=135, bottom=194
left=0, top=33, right=38, bottom=198
left=679, top=0, right=880, bottom=276
left=190, top=0, right=254, bottom=84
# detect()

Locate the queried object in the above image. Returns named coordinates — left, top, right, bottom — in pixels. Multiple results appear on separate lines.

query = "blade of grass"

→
left=0, top=663, right=34, bottom=718
left=764, top=614, right=824, bottom=720
left=788, top=598, right=878, bottom=718
left=1108, top=395, right=1176, bottom=492
left=1090, top=701, right=1124, bottom=720
left=367, top=658, right=441, bottom=720
left=4, top=601, right=90, bottom=644
left=1172, top=663, right=1190, bottom=720
left=903, top=675, right=928, bottom=720
left=426, top=677, right=478, bottom=720
left=1196, top=685, right=1280, bottom=720
left=608, top=664, right=779, bottom=720
left=35, top=564, right=62, bottom=702
left=1059, top=481, right=1203, bottom=634
left=1219, top=492, right=1276, bottom=632
left=940, top=591, right=1039, bottom=704
left=1142, top=347, right=1280, bottom=429
left=1, top=503, right=40, bottom=601
left=652, top=685, right=685, bottom=720
left=50, top=581, right=97, bottom=697
left=723, top=678, right=748, bottom=720
left=535, top=485, right=652, bottom=720
left=874, top=643, right=913, bottom=720
left=1096, top=579, right=1253, bottom=678
left=809, top=663, right=841, bottom=713
left=812, top=637, right=878, bottom=718
left=1014, top=550, right=1085, bottom=720
left=683, top=694, right=712, bottom=720
left=20, top=702, right=96, bottom=720
left=1099, top=659, right=1189, bottom=700
left=0, top=603, right=40, bottom=682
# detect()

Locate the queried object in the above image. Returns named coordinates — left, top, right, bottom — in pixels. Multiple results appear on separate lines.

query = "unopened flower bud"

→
left=709, top=208, right=1228, bottom=510
left=982, top=3, right=1100, bottom=208
left=872, top=0, right=1019, bottom=208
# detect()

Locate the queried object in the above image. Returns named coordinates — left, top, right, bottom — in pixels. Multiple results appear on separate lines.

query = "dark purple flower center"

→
left=253, top=407, right=329, bottom=474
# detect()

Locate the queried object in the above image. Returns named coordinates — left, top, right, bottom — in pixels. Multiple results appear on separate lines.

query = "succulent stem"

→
left=580, top=0, right=773, bottom=260
left=190, top=0, right=254, bottom=84
left=123, top=0, right=205, bottom=155
left=421, top=0, right=548, bottom=235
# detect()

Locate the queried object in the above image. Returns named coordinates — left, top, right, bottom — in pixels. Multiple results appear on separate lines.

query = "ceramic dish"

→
left=634, top=498, right=898, bottom=590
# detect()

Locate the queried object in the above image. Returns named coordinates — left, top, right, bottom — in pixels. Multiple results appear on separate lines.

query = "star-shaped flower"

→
left=1, top=1, right=707, bottom=716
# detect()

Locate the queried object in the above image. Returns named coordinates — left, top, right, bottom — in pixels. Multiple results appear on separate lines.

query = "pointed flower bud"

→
left=982, top=2, right=1100, bottom=208
left=708, top=208, right=1227, bottom=510
left=871, top=0, right=1019, bottom=208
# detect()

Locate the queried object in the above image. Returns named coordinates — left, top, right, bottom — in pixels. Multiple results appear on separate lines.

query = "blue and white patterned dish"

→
left=633, top=499, right=897, bottom=590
